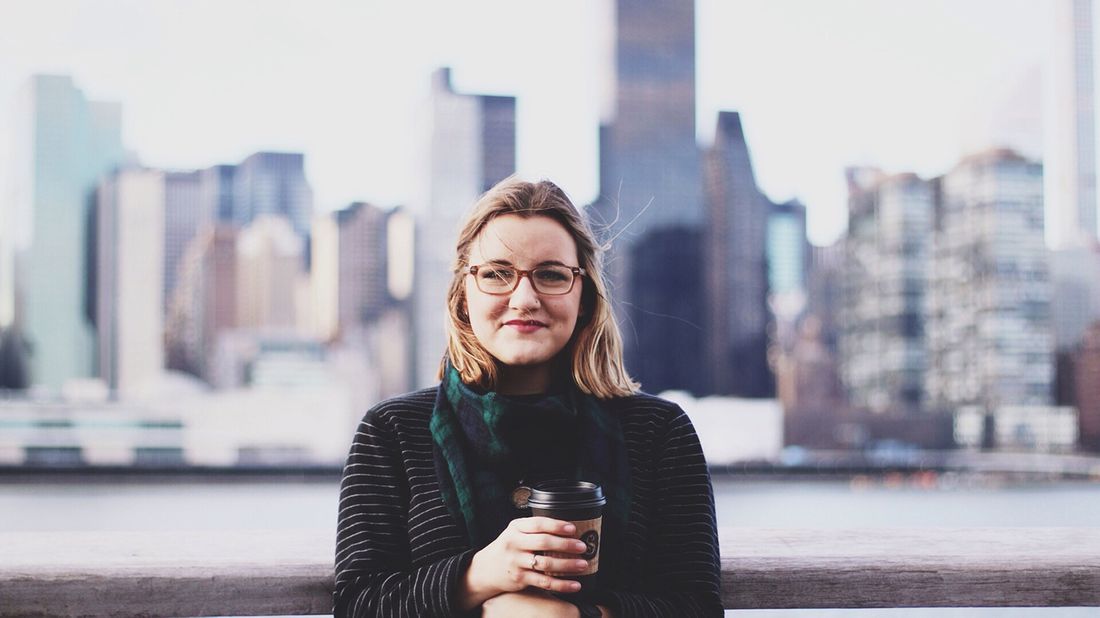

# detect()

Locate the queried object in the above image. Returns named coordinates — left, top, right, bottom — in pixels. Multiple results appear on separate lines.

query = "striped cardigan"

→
left=334, top=387, right=722, bottom=617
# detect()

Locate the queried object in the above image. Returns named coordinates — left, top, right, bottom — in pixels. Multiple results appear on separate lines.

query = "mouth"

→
left=504, top=319, right=548, bottom=330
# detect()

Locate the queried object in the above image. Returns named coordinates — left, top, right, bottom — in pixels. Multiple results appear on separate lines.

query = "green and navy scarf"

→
left=430, top=361, right=631, bottom=550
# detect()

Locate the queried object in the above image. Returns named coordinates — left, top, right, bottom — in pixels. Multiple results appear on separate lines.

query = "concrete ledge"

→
left=720, top=528, right=1100, bottom=609
left=3, top=528, right=1099, bottom=616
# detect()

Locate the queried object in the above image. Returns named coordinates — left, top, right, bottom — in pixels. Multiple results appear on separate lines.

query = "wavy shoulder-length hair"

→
left=438, top=176, right=638, bottom=399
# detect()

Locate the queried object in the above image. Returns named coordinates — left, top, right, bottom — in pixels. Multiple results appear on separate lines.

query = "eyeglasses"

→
left=465, top=263, right=586, bottom=296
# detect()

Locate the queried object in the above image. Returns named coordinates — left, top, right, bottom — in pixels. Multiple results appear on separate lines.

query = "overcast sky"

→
left=0, top=0, right=1059, bottom=245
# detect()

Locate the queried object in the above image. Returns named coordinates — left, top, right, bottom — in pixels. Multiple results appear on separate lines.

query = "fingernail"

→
left=570, top=581, right=582, bottom=591
left=575, top=559, right=588, bottom=568
left=563, top=523, right=576, bottom=533
left=575, top=541, right=586, bottom=551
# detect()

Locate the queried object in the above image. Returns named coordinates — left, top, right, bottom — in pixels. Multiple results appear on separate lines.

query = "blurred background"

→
left=1, top=1, right=1099, bottom=616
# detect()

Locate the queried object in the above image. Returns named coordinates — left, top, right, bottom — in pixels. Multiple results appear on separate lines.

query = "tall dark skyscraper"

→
left=593, top=0, right=706, bottom=395
left=702, top=111, right=773, bottom=397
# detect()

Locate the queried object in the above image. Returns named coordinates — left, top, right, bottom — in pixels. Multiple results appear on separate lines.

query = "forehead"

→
left=468, top=214, right=578, bottom=264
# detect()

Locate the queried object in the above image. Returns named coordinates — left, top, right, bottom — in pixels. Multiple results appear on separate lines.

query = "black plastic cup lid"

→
left=527, top=480, right=606, bottom=510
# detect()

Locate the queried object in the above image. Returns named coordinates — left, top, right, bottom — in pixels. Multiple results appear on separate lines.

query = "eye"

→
left=534, top=267, right=570, bottom=282
left=479, top=267, right=515, bottom=282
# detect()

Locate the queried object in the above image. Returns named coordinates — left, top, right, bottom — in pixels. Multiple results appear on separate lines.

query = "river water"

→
left=4, top=474, right=1099, bottom=616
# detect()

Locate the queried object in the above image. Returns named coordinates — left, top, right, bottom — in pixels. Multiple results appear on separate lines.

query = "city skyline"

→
left=0, top=0, right=1058, bottom=246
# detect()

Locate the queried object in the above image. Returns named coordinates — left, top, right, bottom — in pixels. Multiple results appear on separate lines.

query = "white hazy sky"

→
left=0, top=0, right=1061, bottom=245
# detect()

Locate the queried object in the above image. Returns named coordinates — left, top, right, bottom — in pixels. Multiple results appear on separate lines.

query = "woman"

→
left=334, top=178, right=722, bottom=617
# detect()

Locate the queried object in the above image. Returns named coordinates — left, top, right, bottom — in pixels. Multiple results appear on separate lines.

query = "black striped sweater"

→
left=334, top=387, right=722, bottom=617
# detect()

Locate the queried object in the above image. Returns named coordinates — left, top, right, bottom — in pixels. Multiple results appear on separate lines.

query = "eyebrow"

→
left=482, top=258, right=571, bottom=268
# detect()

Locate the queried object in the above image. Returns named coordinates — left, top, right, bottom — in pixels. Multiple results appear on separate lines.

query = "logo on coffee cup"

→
left=580, top=530, right=599, bottom=560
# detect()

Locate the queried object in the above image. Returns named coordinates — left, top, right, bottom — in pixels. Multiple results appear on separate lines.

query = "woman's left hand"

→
left=481, top=589, right=580, bottom=618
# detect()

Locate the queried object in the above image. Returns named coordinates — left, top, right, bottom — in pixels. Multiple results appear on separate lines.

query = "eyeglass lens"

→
left=476, top=265, right=574, bottom=294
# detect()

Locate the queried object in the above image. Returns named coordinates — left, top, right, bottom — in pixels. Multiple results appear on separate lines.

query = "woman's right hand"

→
left=457, top=516, right=590, bottom=610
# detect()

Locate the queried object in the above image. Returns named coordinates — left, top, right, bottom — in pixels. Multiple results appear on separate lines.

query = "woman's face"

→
left=464, top=214, right=583, bottom=375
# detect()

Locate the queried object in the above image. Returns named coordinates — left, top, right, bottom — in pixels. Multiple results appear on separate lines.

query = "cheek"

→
left=553, top=295, right=583, bottom=330
left=464, top=284, right=500, bottom=331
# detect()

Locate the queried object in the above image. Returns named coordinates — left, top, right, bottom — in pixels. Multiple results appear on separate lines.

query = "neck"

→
left=497, top=363, right=553, bottom=395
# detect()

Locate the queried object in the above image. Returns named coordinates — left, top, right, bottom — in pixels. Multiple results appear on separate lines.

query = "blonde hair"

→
left=438, top=176, right=638, bottom=399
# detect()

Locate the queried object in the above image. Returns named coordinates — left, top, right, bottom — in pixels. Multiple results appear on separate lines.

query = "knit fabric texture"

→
left=334, top=388, right=723, bottom=617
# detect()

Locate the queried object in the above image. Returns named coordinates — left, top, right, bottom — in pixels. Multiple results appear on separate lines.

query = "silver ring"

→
left=530, top=554, right=539, bottom=570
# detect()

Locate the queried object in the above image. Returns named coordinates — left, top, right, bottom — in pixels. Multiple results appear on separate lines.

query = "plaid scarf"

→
left=430, top=362, right=631, bottom=550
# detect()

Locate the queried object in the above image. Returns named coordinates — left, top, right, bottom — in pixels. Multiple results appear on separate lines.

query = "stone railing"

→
left=3, top=528, right=1098, bottom=616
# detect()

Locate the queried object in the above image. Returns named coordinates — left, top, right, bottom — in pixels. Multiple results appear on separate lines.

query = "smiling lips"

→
left=504, top=319, right=547, bottom=333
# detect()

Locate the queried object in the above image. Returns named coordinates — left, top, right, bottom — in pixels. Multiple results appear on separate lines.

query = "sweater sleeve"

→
left=595, top=406, right=724, bottom=617
left=333, top=408, right=476, bottom=618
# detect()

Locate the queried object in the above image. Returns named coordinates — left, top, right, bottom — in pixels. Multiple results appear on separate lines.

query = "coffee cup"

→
left=527, top=480, right=605, bottom=578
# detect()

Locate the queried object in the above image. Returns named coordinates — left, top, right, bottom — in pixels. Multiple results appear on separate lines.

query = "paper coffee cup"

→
left=527, top=480, right=605, bottom=577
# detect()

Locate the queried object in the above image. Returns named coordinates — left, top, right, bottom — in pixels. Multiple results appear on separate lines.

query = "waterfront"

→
left=3, top=475, right=1099, bottom=616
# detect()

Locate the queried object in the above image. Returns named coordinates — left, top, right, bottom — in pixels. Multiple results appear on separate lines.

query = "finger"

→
left=513, top=552, right=540, bottom=572
left=512, top=516, right=576, bottom=535
left=515, top=552, right=589, bottom=574
left=514, top=533, right=588, bottom=554
left=533, top=555, right=590, bottom=574
left=523, top=570, right=583, bottom=594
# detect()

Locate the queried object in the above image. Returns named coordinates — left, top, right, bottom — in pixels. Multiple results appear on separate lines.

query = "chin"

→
left=496, top=353, right=554, bottom=367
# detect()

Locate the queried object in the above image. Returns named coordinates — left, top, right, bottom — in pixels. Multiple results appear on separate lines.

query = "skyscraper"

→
left=12, top=75, right=126, bottom=392
left=165, top=224, right=238, bottom=381
left=411, top=68, right=516, bottom=387
left=314, top=202, right=410, bottom=336
left=95, top=169, right=165, bottom=397
left=925, top=149, right=1052, bottom=412
left=236, top=215, right=304, bottom=331
left=162, top=170, right=207, bottom=312
left=313, top=202, right=416, bottom=397
left=232, top=152, right=313, bottom=240
left=593, top=0, right=706, bottom=395
left=839, top=169, right=932, bottom=414
left=1050, top=0, right=1098, bottom=248
left=767, top=198, right=810, bottom=357
left=702, top=111, right=772, bottom=396
left=767, top=199, right=809, bottom=303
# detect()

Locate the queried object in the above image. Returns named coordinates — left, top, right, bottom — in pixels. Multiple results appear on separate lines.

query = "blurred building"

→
left=768, top=199, right=810, bottom=304
left=236, top=215, right=306, bottom=331
left=411, top=68, right=515, bottom=387
left=1076, top=321, right=1100, bottom=451
left=592, top=0, right=707, bottom=396
left=9, top=75, right=127, bottom=393
left=805, top=242, right=845, bottom=357
left=166, top=225, right=238, bottom=381
left=1049, top=0, right=1098, bottom=249
left=161, top=154, right=311, bottom=318
left=954, top=405, right=1077, bottom=452
left=839, top=169, right=932, bottom=414
left=777, top=316, right=845, bottom=413
left=313, top=202, right=415, bottom=397
left=702, top=111, right=772, bottom=397
left=1050, top=246, right=1100, bottom=352
left=661, top=391, right=784, bottom=464
left=0, top=372, right=354, bottom=467
left=209, top=330, right=329, bottom=390
left=95, top=169, right=165, bottom=398
left=925, top=149, right=1052, bottom=413
left=201, top=164, right=237, bottom=223
left=768, top=198, right=811, bottom=353
left=0, top=398, right=185, bottom=466
left=162, top=170, right=207, bottom=312
left=231, top=152, right=313, bottom=241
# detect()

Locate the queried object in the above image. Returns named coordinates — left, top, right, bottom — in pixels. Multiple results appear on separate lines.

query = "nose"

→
left=508, top=273, right=541, bottom=311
